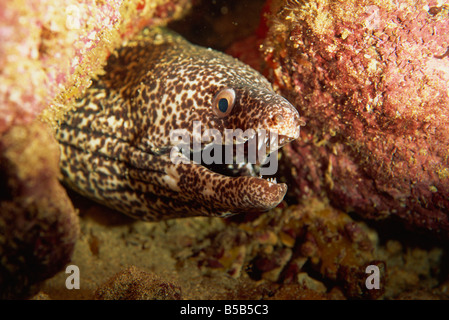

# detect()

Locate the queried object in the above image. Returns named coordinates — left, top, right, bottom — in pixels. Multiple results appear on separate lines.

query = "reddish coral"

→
left=263, top=0, right=449, bottom=236
left=0, top=0, right=121, bottom=133
left=0, top=0, right=192, bottom=133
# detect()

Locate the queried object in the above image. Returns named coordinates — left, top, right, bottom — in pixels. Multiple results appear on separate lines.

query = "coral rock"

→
left=0, top=0, right=192, bottom=133
left=0, top=122, right=79, bottom=299
left=194, top=198, right=379, bottom=298
left=263, top=0, right=449, bottom=236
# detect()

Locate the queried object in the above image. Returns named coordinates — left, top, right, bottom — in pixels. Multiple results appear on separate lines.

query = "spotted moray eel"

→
left=56, top=27, right=300, bottom=221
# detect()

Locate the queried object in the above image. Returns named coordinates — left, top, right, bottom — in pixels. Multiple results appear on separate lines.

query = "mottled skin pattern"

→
left=56, top=28, right=300, bottom=221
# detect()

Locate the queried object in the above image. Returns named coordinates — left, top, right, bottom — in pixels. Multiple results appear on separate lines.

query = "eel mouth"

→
left=181, top=131, right=297, bottom=212
left=190, top=132, right=294, bottom=178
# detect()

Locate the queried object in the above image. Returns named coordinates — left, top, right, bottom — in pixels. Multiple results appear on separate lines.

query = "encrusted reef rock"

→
left=262, top=0, right=449, bottom=236
left=194, top=198, right=383, bottom=299
left=0, top=123, right=79, bottom=299
left=95, top=266, right=182, bottom=300
left=0, top=0, right=191, bottom=133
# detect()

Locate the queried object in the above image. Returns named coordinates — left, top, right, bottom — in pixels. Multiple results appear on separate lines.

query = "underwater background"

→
left=0, top=0, right=448, bottom=299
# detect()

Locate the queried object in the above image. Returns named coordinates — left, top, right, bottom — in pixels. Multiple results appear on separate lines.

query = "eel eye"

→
left=212, top=88, right=235, bottom=118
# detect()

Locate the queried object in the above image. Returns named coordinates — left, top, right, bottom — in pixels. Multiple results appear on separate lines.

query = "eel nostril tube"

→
left=273, top=114, right=285, bottom=125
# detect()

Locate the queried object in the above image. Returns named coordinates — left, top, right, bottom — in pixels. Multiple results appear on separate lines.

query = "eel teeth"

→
left=264, top=177, right=277, bottom=184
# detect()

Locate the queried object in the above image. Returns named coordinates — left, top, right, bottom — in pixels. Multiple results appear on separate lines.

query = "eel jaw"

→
left=173, top=130, right=299, bottom=216
left=169, top=158, right=288, bottom=216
